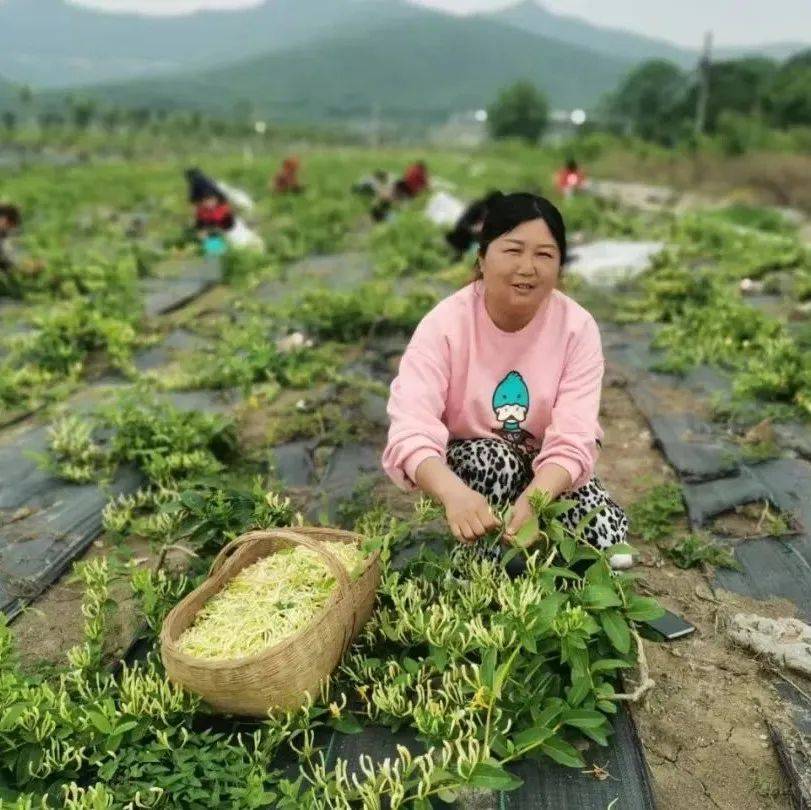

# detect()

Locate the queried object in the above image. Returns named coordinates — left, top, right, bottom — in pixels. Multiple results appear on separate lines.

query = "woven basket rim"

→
left=160, top=528, right=380, bottom=670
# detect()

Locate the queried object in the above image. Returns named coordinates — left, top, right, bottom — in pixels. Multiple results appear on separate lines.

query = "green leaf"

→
left=625, top=595, right=665, bottom=622
left=112, top=720, right=139, bottom=735
left=584, top=561, right=614, bottom=586
left=105, top=734, right=123, bottom=752
left=520, top=632, right=537, bottom=654
left=601, top=610, right=631, bottom=654
left=546, top=565, right=580, bottom=580
left=581, top=584, right=622, bottom=610
left=467, top=762, right=524, bottom=791
left=590, top=658, right=633, bottom=674
left=597, top=699, right=618, bottom=714
left=180, top=491, right=206, bottom=512
left=562, top=708, right=607, bottom=730
left=534, top=701, right=565, bottom=729
left=481, top=648, right=497, bottom=689
left=574, top=505, right=607, bottom=538
left=513, top=519, right=540, bottom=549
left=0, top=703, right=28, bottom=730
left=412, top=799, right=433, bottom=810
left=429, top=645, right=448, bottom=670
left=330, top=713, right=363, bottom=734
left=431, top=768, right=456, bottom=785
left=437, top=788, right=459, bottom=803
left=540, top=736, right=585, bottom=769
left=546, top=499, right=578, bottom=517
left=581, top=725, right=611, bottom=746
left=86, top=710, right=113, bottom=735
left=402, top=657, right=420, bottom=675
left=567, top=675, right=592, bottom=707
left=494, top=648, right=520, bottom=695
left=560, top=536, right=576, bottom=563
left=512, top=725, right=554, bottom=752
left=605, top=542, right=635, bottom=557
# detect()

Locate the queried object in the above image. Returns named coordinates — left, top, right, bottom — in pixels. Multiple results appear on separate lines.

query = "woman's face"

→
left=480, top=217, right=561, bottom=319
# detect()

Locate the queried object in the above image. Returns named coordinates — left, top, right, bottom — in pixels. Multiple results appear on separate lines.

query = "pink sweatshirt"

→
left=382, top=282, right=604, bottom=492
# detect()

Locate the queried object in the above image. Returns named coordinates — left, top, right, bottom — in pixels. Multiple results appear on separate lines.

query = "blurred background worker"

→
left=273, top=156, right=303, bottom=194
left=555, top=158, right=587, bottom=197
left=0, top=204, right=21, bottom=274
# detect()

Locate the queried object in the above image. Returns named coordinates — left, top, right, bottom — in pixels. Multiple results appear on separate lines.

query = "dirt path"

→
left=599, top=374, right=794, bottom=810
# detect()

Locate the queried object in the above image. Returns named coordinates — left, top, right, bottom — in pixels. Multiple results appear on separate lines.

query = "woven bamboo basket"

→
left=160, top=526, right=380, bottom=717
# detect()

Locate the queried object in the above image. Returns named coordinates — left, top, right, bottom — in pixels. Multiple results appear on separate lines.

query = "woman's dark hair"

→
left=184, top=168, right=226, bottom=204
left=477, top=192, right=567, bottom=266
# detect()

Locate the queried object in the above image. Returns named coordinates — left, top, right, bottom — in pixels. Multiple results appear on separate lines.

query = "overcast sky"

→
left=72, top=0, right=811, bottom=48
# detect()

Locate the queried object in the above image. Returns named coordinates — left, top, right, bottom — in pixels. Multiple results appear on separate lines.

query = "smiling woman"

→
left=382, top=192, right=632, bottom=569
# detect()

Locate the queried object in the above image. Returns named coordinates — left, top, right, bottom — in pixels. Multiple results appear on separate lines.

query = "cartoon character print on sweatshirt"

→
left=492, top=371, right=537, bottom=451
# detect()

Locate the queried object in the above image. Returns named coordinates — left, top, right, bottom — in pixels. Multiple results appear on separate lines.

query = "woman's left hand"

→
left=503, top=463, right=574, bottom=543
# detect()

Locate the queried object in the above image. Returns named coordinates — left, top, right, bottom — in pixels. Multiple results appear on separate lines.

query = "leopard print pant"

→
left=446, top=437, right=628, bottom=553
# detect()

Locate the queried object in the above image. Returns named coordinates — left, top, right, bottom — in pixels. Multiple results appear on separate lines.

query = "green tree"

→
left=606, top=60, right=689, bottom=143
left=767, top=49, right=811, bottom=127
left=70, top=97, right=96, bottom=130
left=487, top=81, right=549, bottom=143
left=681, top=57, right=777, bottom=133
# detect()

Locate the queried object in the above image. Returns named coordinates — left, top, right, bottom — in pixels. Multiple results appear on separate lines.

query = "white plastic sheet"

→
left=567, top=240, right=665, bottom=287
left=226, top=218, right=265, bottom=252
left=425, top=191, right=465, bottom=228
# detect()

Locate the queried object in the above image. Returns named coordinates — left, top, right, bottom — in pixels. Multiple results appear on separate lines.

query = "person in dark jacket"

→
left=445, top=192, right=501, bottom=257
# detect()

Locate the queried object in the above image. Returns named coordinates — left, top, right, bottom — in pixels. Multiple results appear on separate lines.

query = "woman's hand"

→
left=504, top=488, right=534, bottom=541
left=504, top=463, right=573, bottom=543
left=441, top=483, right=500, bottom=544
left=412, top=456, right=499, bottom=543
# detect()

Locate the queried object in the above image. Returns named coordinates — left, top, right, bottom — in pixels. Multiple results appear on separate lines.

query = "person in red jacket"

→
left=273, top=156, right=303, bottom=194
left=394, top=161, right=429, bottom=199
left=555, top=159, right=586, bottom=197
left=185, top=168, right=235, bottom=235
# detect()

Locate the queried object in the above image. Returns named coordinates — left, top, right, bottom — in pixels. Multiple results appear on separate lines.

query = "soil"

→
left=8, top=265, right=804, bottom=810
left=598, top=379, right=795, bottom=810
left=12, top=535, right=190, bottom=674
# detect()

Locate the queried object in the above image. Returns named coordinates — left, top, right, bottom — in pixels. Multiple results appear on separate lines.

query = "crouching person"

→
left=382, top=192, right=631, bottom=569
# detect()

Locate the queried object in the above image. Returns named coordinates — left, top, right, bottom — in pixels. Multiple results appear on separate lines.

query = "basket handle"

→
left=209, top=529, right=354, bottom=607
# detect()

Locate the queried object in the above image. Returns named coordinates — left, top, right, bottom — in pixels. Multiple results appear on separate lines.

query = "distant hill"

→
left=0, top=74, right=19, bottom=108
left=719, top=41, right=811, bottom=62
left=491, top=1, right=810, bottom=69
left=490, top=1, right=696, bottom=68
left=1, top=0, right=807, bottom=92
left=73, top=12, right=635, bottom=122
left=0, top=0, right=421, bottom=87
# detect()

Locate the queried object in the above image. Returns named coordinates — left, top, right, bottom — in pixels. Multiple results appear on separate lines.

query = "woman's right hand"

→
left=441, top=483, right=500, bottom=544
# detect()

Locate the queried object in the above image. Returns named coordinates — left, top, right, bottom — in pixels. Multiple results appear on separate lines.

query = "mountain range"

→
left=491, top=1, right=807, bottom=68
left=0, top=0, right=807, bottom=124
left=73, top=11, right=634, bottom=121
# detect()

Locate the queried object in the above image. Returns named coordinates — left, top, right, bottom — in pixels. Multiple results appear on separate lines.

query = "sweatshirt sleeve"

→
left=534, top=315, right=604, bottom=490
left=382, top=313, right=451, bottom=491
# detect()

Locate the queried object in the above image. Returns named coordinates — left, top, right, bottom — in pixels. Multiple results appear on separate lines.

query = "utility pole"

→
left=695, top=30, right=713, bottom=136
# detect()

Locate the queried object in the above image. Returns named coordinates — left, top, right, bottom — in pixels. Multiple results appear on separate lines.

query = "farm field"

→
left=1, top=142, right=810, bottom=809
